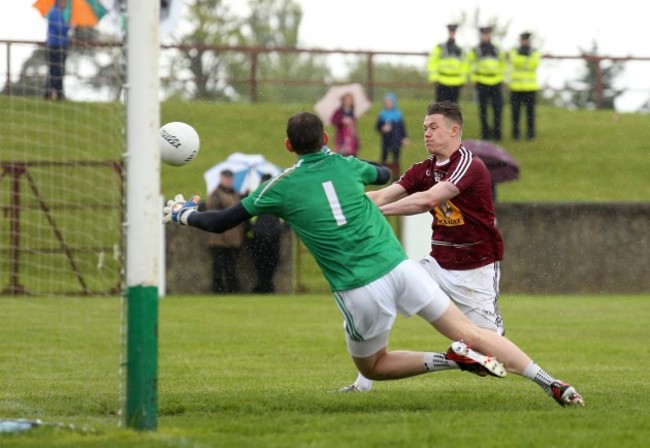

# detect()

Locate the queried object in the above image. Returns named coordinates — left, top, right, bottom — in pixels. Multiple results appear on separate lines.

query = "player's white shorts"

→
left=420, top=255, right=504, bottom=335
left=334, top=259, right=450, bottom=358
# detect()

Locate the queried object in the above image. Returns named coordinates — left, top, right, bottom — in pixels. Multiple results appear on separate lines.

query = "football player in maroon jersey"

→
left=340, top=102, right=582, bottom=407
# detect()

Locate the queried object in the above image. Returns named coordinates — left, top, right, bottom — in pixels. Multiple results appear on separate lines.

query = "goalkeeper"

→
left=163, top=111, right=583, bottom=407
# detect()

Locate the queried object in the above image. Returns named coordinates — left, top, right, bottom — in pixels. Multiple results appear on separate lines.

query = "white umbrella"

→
left=203, top=152, right=282, bottom=195
left=314, top=83, right=372, bottom=124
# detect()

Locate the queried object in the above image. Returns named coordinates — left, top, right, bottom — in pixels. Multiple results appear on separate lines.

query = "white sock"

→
left=522, top=361, right=559, bottom=395
left=423, top=352, right=458, bottom=372
left=353, top=352, right=458, bottom=390
left=354, top=372, right=373, bottom=391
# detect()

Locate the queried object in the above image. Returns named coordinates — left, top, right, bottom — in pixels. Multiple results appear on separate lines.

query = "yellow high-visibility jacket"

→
left=466, top=44, right=506, bottom=85
left=427, top=42, right=468, bottom=86
left=508, top=48, right=541, bottom=91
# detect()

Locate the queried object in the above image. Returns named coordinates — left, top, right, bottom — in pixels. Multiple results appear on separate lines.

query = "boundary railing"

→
left=2, top=39, right=650, bottom=108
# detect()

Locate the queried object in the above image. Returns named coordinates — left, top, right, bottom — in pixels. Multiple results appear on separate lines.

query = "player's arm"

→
left=189, top=204, right=252, bottom=233
left=366, top=183, right=408, bottom=207
left=163, top=194, right=252, bottom=232
left=359, top=159, right=391, bottom=185
left=379, top=181, right=459, bottom=216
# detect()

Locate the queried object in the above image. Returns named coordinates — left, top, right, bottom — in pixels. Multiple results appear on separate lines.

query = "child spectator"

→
left=330, top=93, right=361, bottom=156
left=376, top=92, right=409, bottom=167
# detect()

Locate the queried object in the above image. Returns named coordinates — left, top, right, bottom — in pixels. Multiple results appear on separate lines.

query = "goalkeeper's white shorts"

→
left=419, top=255, right=504, bottom=335
left=335, top=259, right=450, bottom=358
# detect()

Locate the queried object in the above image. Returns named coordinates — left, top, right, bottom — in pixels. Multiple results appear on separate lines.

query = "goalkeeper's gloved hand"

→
left=163, top=194, right=201, bottom=225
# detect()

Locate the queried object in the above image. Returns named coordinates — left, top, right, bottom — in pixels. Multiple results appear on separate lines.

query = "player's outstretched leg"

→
left=339, top=346, right=505, bottom=392
left=429, top=302, right=584, bottom=407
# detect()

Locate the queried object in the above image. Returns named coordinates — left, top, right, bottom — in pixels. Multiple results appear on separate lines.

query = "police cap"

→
left=479, top=26, right=492, bottom=33
left=520, top=32, right=532, bottom=40
left=447, top=24, right=459, bottom=31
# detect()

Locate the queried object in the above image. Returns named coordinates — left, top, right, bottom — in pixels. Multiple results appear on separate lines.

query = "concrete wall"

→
left=496, top=203, right=650, bottom=293
left=165, top=225, right=294, bottom=295
left=164, top=203, right=650, bottom=294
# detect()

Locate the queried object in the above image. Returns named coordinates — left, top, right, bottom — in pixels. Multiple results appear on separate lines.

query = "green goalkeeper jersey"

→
left=241, top=150, right=407, bottom=291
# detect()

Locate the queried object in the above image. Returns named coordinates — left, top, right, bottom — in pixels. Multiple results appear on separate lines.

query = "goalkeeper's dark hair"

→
left=427, top=101, right=464, bottom=128
left=286, top=112, right=324, bottom=154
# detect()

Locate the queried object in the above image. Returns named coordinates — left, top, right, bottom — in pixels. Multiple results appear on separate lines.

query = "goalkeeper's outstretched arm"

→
left=188, top=204, right=252, bottom=233
left=163, top=194, right=252, bottom=232
left=360, top=160, right=391, bottom=185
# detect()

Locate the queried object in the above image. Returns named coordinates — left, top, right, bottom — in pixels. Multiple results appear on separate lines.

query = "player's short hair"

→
left=286, top=112, right=324, bottom=154
left=426, top=101, right=464, bottom=127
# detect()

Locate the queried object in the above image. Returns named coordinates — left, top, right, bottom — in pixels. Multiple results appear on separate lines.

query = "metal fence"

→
left=2, top=39, right=650, bottom=109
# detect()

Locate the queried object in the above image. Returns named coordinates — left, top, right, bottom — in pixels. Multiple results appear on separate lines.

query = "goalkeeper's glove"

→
left=163, top=194, right=201, bottom=225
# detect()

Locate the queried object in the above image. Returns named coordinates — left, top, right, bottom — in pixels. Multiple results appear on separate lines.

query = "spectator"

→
left=330, top=93, right=360, bottom=156
left=509, top=32, right=541, bottom=141
left=248, top=174, right=285, bottom=294
left=205, top=170, right=245, bottom=293
left=44, top=0, right=71, bottom=101
left=427, top=24, right=467, bottom=103
left=375, top=92, right=409, bottom=169
left=466, top=26, right=506, bottom=141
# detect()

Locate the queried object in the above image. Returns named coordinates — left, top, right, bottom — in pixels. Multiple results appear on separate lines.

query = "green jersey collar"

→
left=298, top=147, right=332, bottom=162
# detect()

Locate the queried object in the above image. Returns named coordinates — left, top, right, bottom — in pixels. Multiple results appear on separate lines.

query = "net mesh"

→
left=0, top=42, right=124, bottom=297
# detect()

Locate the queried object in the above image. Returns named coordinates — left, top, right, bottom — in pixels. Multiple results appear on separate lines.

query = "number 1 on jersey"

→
left=322, top=181, right=347, bottom=226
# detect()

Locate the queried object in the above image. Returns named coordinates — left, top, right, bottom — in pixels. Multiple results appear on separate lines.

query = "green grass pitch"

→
left=1, top=294, right=649, bottom=447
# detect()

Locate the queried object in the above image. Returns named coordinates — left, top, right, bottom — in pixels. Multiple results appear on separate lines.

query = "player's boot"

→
left=445, top=341, right=507, bottom=378
left=332, top=383, right=371, bottom=393
left=550, top=381, right=584, bottom=407
left=337, top=384, right=361, bottom=393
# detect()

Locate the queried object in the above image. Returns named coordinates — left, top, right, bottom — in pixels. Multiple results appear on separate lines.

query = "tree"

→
left=562, top=42, right=623, bottom=110
left=163, top=0, right=245, bottom=100
left=2, top=27, right=124, bottom=100
left=72, top=27, right=125, bottom=101
left=166, top=0, right=331, bottom=102
left=342, top=59, right=430, bottom=101
left=231, top=0, right=331, bottom=102
left=1, top=48, right=47, bottom=97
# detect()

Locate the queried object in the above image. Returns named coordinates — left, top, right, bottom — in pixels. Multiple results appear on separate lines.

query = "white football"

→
left=159, top=122, right=200, bottom=166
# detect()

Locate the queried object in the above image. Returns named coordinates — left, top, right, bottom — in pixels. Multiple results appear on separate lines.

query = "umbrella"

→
left=203, top=152, right=283, bottom=196
left=314, top=83, right=372, bottom=124
left=462, top=140, right=520, bottom=183
left=33, top=0, right=108, bottom=28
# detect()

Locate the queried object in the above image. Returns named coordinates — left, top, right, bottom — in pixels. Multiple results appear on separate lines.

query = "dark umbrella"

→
left=462, top=140, right=520, bottom=183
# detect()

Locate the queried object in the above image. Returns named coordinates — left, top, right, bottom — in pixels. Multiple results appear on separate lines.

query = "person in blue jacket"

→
left=44, top=1, right=71, bottom=100
left=375, top=92, right=409, bottom=167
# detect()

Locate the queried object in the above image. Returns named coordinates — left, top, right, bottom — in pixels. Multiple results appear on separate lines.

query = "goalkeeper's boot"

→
left=445, top=341, right=507, bottom=378
left=338, top=384, right=362, bottom=393
left=334, top=383, right=371, bottom=393
left=550, top=381, right=584, bottom=407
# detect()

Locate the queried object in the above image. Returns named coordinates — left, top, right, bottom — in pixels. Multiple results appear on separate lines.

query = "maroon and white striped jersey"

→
left=397, top=145, right=503, bottom=270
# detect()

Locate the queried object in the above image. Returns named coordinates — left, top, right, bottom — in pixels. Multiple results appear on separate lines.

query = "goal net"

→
left=0, top=44, right=125, bottom=297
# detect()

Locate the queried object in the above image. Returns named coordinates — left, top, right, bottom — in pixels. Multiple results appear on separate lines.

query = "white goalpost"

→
left=122, top=0, right=161, bottom=431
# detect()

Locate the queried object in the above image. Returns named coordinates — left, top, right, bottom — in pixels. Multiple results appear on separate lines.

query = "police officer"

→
left=509, top=32, right=541, bottom=140
left=427, top=24, right=467, bottom=103
left=467, top=26, right=506, bottom=141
